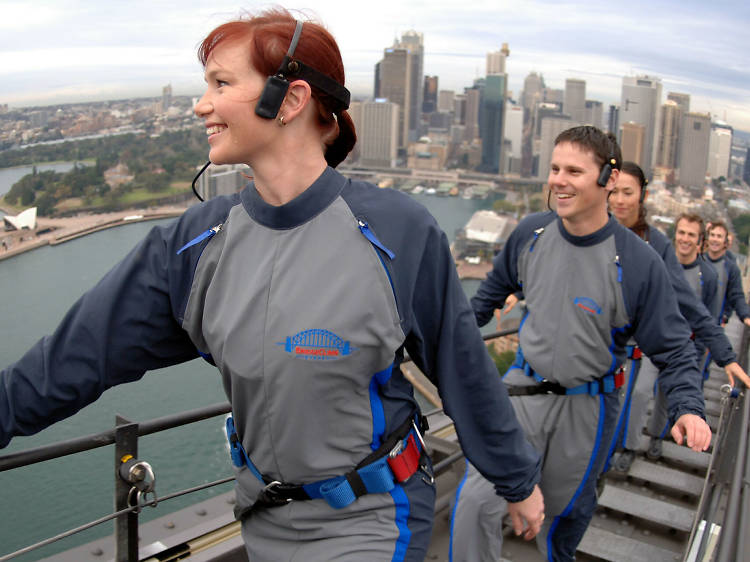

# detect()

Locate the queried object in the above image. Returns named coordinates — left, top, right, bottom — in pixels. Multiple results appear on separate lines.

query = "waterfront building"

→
left=196, top=164, right=250, bottom=199
left=463, top=87, right=480, bottom=142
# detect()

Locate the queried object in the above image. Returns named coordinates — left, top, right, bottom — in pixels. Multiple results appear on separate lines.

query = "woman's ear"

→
left=279, top=79, right=312, bottom=124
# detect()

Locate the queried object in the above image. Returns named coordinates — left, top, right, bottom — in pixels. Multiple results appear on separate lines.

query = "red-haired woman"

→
left=0, top=8, right=542, bottom=560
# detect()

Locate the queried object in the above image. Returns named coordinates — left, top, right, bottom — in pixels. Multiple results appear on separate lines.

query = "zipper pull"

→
left=358, top=220, right=395, bottom=259
left=177, top=223, right=223, bottom=255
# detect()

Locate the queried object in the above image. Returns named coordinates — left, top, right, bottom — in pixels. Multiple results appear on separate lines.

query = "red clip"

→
left=631, top=346, right=642, bottom=360
left=386, top=434, right=420, bottom=483
left=614, top=369, right=626, bottom=389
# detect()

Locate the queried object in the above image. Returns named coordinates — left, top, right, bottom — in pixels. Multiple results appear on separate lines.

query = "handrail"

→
left=0, top=401, right=232, bottom=472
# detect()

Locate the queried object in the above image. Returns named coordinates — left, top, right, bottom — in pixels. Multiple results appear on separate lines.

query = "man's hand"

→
left=507, top=484, right=545, bottom=540
left=671, top=414, right=712, bottom=452
left=743, top=317, right=750, bottom=328
left=724, top=361, right=750, bottom=388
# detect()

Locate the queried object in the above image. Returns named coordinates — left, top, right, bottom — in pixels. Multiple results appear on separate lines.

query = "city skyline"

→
left=2, top=0, right=749, bottom=131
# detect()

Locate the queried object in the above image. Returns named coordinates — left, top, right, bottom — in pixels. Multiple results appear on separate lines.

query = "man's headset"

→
left=597, top=153, right=618, bottom=188
left=255, top=20, right=351, bottom=119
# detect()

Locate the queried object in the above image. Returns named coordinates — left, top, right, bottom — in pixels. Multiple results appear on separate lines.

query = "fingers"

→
left=509, top=509, right=524, bottom=537
left=523, top=512, right=544, bottom=540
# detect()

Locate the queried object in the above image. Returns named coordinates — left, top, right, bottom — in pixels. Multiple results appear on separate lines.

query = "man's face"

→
left=674, top=218, right=701, bottom=264
left=707, top=226, right=728, bottom=258
left=548, top=142, right=615, bottom=236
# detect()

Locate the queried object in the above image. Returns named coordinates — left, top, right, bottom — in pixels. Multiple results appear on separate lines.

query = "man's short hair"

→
left=554, top=126, right=622, bottom=170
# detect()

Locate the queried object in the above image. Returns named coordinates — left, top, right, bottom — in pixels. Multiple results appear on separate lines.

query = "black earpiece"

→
left=597, top=158, right=616, bottom=187
left=255, top=20, right=351, bottom=119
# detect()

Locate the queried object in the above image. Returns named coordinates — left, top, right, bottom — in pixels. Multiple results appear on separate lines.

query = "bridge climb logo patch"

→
left=277, top=329, right=357, bottom=361
left=574, top=297, right=602, bottom=315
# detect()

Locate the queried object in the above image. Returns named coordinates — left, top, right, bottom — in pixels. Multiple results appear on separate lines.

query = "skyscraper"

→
left=486, top=43, right=510, bottom=75
left=655, top=100, right=681, bottom=170
left=708, top=122, right=733, bottom=180
left=504, top=102, right=524, bottom=174
left=374, top=47, right=411, bottom=151
left=422, top=76, right=438, bottom=114
left=584, top=100, right=603, bottom=129
left=620, top=75, right=662, bottom=173
left=538, top=116, right=575, bottom=180
left=161, top=84, right=172, bottom=113
left=398, top=30, right=424, bottom=143
left=607, top=105, right=620, bottom=136
left=479, top=74, right=507, bottom=173
left=667, top=92, right=690, bottom=114
left=678, top=112, right=711, bottom=188
left=359, top=99, right=400, bottom=168
left=564, top=79, right=586, bottom=124
left=620, top=122, right=646, bottom=167
left=463, top=87, right=480, bottom=142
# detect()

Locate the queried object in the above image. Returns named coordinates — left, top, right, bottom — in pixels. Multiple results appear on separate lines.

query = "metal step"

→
left=578, top=525, right=681, bottom=562
left=635, top=435, right=711, bottom=470
left=626, top=458, right=704, bottom=496
left=598, top=484, right=695, bottom=532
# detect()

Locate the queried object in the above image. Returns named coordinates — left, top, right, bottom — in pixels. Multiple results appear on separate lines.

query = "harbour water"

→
left=0, top=188, right=499, bottom=560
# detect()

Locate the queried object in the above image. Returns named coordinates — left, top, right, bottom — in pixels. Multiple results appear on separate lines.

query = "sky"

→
left=2, top=0, right=749, bottom=132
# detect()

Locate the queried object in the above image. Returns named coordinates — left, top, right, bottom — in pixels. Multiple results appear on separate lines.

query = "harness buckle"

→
left=257, top=480, right=292, bottom=507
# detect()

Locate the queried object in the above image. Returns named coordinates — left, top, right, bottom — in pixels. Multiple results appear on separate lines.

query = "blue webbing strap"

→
left=225, top=416, right=422, bottom=509
left=519, top=359, right=622, bottom=396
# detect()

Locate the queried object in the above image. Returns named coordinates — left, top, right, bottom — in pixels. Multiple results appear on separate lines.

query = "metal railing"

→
left=685, top=323, right=750, bottom=562
left=0, top=329, right=515, bottom=562
left=0, top=324, right=743, bottom=562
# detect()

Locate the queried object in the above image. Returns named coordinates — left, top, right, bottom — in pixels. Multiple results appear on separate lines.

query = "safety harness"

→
left=226, top=413, right=429, bottom=512
left=505, top=356, right=626, bottom=397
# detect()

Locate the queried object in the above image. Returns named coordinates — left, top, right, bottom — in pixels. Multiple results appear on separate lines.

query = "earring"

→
left=278, top=115, right=286, bottom=126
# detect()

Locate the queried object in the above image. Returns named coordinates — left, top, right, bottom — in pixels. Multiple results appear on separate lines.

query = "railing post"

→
left=115, top=415, right=139, bottom=562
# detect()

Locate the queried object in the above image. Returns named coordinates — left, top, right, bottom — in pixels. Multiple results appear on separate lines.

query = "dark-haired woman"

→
left=607, top=162, right=748, bottom=472
left=0, top=9, right=543, bottom=560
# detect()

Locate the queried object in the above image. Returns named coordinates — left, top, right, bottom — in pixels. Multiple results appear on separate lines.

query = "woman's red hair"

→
left=198, top=8, right=356, bottom=167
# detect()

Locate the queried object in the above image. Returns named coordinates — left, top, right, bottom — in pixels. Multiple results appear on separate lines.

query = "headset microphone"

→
left=597, top=157, right=616, bottom=188
left=255, top=20, right=351, bottom=119
left=191, top=161, right=211, bottom=202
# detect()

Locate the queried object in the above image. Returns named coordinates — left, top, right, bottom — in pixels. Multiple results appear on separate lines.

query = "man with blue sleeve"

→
left=705, top=221, right=750, bottom=327
left=450, top=126, right=711, bottom=562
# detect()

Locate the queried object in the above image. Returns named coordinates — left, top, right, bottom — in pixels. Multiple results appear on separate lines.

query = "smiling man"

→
left=704, top=221, right=750, bottom=328
left=450, top=126, right=711, bottom=562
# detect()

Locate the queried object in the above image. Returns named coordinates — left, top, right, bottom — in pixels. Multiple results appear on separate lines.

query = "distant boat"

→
left=425, top=187, right=436, bottom=195
left=411, top=185, right=425, bottom=194
left=461, top=187, right=474, bottom=199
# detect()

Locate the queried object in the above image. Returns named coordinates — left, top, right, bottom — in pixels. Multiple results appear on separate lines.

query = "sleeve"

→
left=0, top=219, right=202, bottom=448
left=404, top=223, right=541, bottom=502
left=623, top=241, right=705, bottom=423
left=658, top=239, right=736, bottom=366
left=470, top=224, right=529, bottom=327
left=726, top=261, right=750, bottom=321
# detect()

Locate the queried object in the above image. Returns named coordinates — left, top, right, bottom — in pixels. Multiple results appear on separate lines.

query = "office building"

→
left=584, top=100, right=603, bottom=129
left=564, top=79, right=586, bottom=124
left=423, top=76, right=438, bottom=113
left=374, top=46, right=411, bottom=150
left=620, top=75, right=662, bottom=173
left=708, top=123, right=733, bottom=180
left=161, top=84, right=172, bottom=113
left=463, top=88, right=480, bottom=142
left=504, top=102, right=524, bottom=174
left=667, top=92, right=690, bottom=114
left=398, top=30, right=424, bottom=143
left=521, top=72, right=545, bottom=114
left=486, top=43, right=510, bottom=75
left=359, top=99, right=400, bottom=168
left=197, top=164, right=250, bottom=199
left=620, top=122, right=646, bottom=167
left=607, top=105, right=619, bottom=136
left=678, top=112, right=711, bottom=188
left=655, top=100, right=681, bottom=170
left=437, top=90, right=455, bottom=113
left=479, top=73, right=508, bottom=174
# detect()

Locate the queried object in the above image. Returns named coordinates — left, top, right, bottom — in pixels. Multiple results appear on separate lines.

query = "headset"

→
left=597, top=155, right=618, bottom=188
left=255, top=20, right=351, bottom=119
